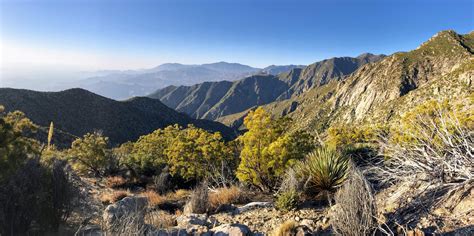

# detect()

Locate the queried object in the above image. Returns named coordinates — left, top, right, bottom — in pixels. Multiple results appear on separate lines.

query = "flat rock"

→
left=212, top=223, right=252, bottom=236
left=234, top=202, right=272, bottom=214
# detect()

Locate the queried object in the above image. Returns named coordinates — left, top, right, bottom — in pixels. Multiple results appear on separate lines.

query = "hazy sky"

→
left=0, top=0, right=473, bottom=74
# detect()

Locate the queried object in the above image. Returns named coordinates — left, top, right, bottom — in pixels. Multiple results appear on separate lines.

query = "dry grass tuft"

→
left=100, top=190, right=131, bottom=205
left=184, top=183, right=209, bottom=214
left=105, top=176, right=127, bottom=188
left=331, top=165, right=377, bottom=236
left=272, top=220, right=298, bottom=236
left=174, top=209, right=183, bottom=216
left=141, top=190, right=166, bottom=207
left=171, top=189, right=191, bottom=200
left=145, top=210, right=176, bottom=228
left=209, top=186, right=244, bottom=209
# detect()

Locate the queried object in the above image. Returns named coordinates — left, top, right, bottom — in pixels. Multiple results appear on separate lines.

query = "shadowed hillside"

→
left=0, top=88, right=235, bottom=145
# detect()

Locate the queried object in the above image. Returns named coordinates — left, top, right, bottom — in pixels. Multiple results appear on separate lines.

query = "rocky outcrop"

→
left=332, top=30, right=473, bottom=122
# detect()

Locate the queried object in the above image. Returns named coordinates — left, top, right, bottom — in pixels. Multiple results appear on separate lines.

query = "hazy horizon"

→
left=1, top=0, right=473, bottom=91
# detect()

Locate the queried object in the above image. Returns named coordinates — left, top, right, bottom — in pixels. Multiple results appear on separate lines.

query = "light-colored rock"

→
left=295, top=225, right=312, bottom=236
left=176, top=213, right=218, bottom=229
left=211, top=223, right=252, bottom=236
left=299, top=219, right=315, bottom=231
left=234, top=202, right=272, bottom=214
left=102, top=196, right=148, bottom=230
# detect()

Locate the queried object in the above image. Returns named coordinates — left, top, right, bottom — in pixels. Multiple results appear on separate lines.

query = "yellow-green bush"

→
left=326, top=124, right=385, bottom=149
left=0, top=108, right=39, bottom=182
left=67, top=132, right=111, bottom=176
left=389, top=98, right=473, bottom=147
left=166, top=125, right=235, bottom=181
left=236, top=107, right=314, bottom=191
left=123, top=124, right=237, bottom=185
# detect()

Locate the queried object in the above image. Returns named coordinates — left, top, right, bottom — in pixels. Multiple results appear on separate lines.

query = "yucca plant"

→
left=295, top=147, right=349, bottom=200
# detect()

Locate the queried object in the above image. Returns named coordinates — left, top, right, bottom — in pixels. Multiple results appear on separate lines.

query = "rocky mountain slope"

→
left=149, top=54, right=384, bottom=120
left=0, top=88, right=235, bottom=145
left=219, top=30, right=474, bottom=131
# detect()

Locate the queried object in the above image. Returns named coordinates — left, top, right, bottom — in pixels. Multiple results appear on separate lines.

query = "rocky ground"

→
left=68, top=176, right=474, bottom=236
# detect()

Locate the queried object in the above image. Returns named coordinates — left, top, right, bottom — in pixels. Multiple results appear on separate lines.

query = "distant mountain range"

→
left=76, top=62, right=305, bottom=100
left=0, top=88, right=235, bottom=145
left=148, top=53, right=385, bottom=120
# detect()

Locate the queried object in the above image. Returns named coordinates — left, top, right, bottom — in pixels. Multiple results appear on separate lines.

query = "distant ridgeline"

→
left=0, top=88, right=235, bottom=147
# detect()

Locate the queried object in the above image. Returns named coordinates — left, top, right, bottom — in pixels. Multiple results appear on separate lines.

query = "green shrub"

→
left=295, top=147, right=349, bottom=199
left=275, top=190, right=299, bottom=212
left=67, top=132, right=111, bottom=176
left=0, top=109, right=39, bottom=182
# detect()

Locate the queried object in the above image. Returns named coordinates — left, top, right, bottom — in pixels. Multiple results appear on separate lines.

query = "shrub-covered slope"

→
left=0, top=88, right=235, bottom=145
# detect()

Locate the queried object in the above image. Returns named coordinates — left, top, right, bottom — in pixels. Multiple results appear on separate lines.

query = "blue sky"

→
left=0, top=0, right=473, bottom=71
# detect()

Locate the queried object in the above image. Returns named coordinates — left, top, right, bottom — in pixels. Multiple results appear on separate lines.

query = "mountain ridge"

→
left=219, top=30, right=474, bottom=131
left=149, top=54, right=385, bottom=120
left=0, top=88, right=235, bottom=145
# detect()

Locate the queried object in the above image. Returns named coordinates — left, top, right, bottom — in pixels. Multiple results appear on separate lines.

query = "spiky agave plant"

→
left=295, top=147, right=349, bottom=199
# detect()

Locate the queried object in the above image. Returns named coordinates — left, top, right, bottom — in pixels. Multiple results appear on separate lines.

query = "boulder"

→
left=211, top=223, right=252, bottom=236
left=102, top=196, right=148, bottom=230
left=176, top=214, right=214, bottom=227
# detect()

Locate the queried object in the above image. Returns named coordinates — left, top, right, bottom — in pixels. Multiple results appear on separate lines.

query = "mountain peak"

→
left=414, top=29, right=472, bottom=57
